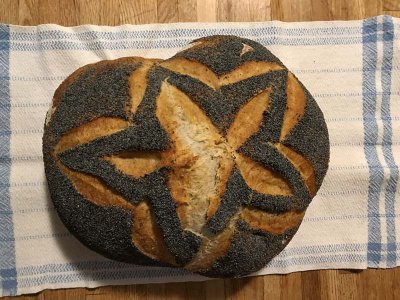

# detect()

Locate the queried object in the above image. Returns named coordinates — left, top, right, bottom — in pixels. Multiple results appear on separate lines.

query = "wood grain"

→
left=384, top=0, right=400, bottom=10
left=1, top=0, right=400, bottom=299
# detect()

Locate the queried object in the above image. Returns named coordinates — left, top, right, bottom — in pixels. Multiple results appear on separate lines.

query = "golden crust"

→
left=55, top=117, right=129, bottom=153
left=186, top=221, right=236, bottom=272
left=156, top=81, right=232, bottom=233
left=160, top=58, right=284, bottom=89
left=275, top=143, right=317, bottom=196
left=132, top=201, right=176, bottom=265
left=235, top=154, right=292, bottom=195
left=280, top=72, right=306, bottom=140
left=105, top=151, right=163, bottom=179
left=128, top=59, right=161, bottom=115
left=57, top=162, right=134, bottom=211
left=226, top=89, right=271, bottom=150
left=240, top=207, right=305, bottom=234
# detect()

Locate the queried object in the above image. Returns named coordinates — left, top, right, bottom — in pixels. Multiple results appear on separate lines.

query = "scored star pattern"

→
left=57, top=60, right=314, bottom=265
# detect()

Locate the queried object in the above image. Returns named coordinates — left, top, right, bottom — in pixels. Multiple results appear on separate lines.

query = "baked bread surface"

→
left=43, top=35, right=330, bottom=277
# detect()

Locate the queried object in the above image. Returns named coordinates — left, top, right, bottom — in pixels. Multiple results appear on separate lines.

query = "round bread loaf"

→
left=43, top=35, right=329, bottom=277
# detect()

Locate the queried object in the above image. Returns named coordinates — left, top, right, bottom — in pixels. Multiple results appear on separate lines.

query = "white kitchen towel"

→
left=0, top=15, right=399, bottom=297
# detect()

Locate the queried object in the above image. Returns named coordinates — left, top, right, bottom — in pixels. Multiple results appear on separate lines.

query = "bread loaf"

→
left=43, top=35, right=330, bottom=277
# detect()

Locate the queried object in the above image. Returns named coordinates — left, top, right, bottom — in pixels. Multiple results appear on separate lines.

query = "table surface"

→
left=1, top=0, right=400, bottom=299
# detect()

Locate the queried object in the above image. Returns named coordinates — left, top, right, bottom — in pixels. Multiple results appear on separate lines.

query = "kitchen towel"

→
left=0, top=15, right=399, bottom=296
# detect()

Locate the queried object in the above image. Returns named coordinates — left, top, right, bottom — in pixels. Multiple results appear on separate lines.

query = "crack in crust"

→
left=43, top=35, right=330, bottom=278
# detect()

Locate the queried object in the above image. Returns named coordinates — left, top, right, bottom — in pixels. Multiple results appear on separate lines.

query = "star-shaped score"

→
left=56, top=60, right=316, bottom=266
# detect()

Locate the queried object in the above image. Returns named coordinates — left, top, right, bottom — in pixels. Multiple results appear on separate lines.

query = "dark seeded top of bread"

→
left=43, top=35, right=329, bottom=277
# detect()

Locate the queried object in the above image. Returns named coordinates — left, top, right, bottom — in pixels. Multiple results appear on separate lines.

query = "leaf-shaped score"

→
left=156, top=80, right=234, bottom=233
left=226, top=89, right=292, bottom=197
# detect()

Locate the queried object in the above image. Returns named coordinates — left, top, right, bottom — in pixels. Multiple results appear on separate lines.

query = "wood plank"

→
left=310, top=0, right=330, bottom=21
left=332, top=0, right=382, bottom=20
left=85, top=287, right=114, bottom=300
left=163, top=282, right=187, bottom=299
left=319, top=270, right=339, bottom=300
left=346, top=0, right=368, bottom=20
left=250, top=0, right=272, bottom=21
left=158, top=0, right=179, bottom=23
left=205, top=279, right=225, bottom=300
left=178, top=0, right=197, bottom=22
left=394, top=268, right=400, bottom=299
left=3, top=293, right=45, bottom=300
left=263, top=275, right=282, bottom=300
left=302, top=270, right=321, bottom=300
left=379, top=268, right=397, bottom=300
left=134, top=284, right=148, bottom=300
left=58, top=0, right=79, bottom=26
left=0, top=0, right=19, bottom=24
left=119, top=0, right=157, bottom=25
left=38, top=0, right=66, bottom=25
left=147, top=283, right=165, bottom=300
left=364, top=0, right=383, bottom=18
left=217, top=0, right=271, bottom=22
left=281, top=272, right=302, bottom=300
left=365, top=269, right=383, bottom=300
left=383, top=0, right=400, bottom=11
left=271, top=0, right=313, bottom=21
left=185, top=281, right=206, bottom=300
left=216, top=0, right=230, bottom=21
left=243, top=276, right=264, bottom=300
left=84, top=286, right=113, bottom=296
left=224, top=278, right=247, bottom=300
left=73, top=0, right=102, bottom=25
left=18, top=0, right=40, bottom=25
left=197, top=0, right=217, bottom=21
left=384, top=11, right=400, bottom=17
left=338, top=270, right=361, bottom=299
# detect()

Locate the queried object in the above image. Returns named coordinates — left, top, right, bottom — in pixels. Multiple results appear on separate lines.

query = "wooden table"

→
left=1, top=0, right=400, bottom=299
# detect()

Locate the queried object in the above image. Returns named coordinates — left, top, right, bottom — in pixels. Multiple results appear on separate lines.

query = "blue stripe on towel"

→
left=12, top=243, right=370, bottom=277
left=381, top=16, right=399, bottom=267
left=9, top=26, right=363, bottom=42
left=8, top=36, right=368, bottom=52
left=0, top=24, right=17, bottom=296
left=362, top=17, right=384, bottom=266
